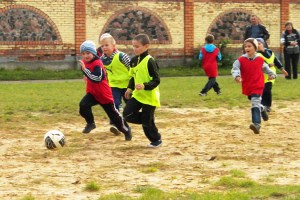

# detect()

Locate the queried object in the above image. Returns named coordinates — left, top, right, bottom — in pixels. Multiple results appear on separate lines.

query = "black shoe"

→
left=147, top=140, right=162, bottom=148
left=110, top=126, right=121, bottom=136
left=82, top=123, right=96, bottom=134
left=216, top=91, right=222, bottom=95
left=261, top=108, right=269, bottom=121
left=124, top=127, right=132, bottom=141
left=249, top=123, right=260, bottom=134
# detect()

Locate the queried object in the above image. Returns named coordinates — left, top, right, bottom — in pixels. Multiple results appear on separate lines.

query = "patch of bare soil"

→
left=1, top=101, right=299, bottom=199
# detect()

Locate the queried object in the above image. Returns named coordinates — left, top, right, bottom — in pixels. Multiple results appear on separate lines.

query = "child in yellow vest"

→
left=99, top=33, right=131, bottom=135
left=256, top=38, right=288, bottom=112
left=123, top=34, right=162, bottom=148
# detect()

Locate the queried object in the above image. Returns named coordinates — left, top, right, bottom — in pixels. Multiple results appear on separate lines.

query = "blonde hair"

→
left=99, top=33, right=116, bottom=45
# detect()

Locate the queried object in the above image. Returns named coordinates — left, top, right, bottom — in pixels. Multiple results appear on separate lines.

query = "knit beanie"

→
left=244, top=38, right=258, bottom=50
left=256, top=38, right=265, bottom=46
left=80, top=40, right=97, bottom=56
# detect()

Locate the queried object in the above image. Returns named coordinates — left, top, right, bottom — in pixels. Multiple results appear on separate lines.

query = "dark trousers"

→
left=200, top=77, right=221, bottom=93
left=79, top=93, right=130, bottom=134
left=284, top=52, right=299, bottom=79
left=123, top=97, right=161, bottom=143
left=262, top=82, right=273, bottom=107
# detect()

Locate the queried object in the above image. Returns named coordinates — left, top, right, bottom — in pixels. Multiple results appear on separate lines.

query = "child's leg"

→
left=212, top=80, right=221, bottom=93
left=79, top=93, right=98, bottom=124
left=261, top=82, right=272, bottom=107
left=249, top=94, right=263, bottom=133
left=101, top=103, right=131, bottom=140
left=141, top=105, right=161, bottom=143
left=200, top=77, right=216, bottom=93
left=123, top=98, right=143, bottom=124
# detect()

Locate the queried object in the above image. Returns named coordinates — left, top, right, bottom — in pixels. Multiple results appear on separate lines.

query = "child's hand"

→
left=135, top=84, right=144, bottom=90
left=235, top=76, right=242, bottom=83
left=268, top=75, right=276, bottom=80
left=78, top=60, right=85, bottom=70
left=125, top=89, right=133, bottom=99
left=281, top=69, right=288, bottom=76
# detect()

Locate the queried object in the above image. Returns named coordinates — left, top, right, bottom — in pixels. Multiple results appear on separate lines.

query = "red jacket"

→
left=83, top=59, right=114, bottom=104
left=201, top=48, right=219, bottom=77
left=238, top=56, right=265, bottom=96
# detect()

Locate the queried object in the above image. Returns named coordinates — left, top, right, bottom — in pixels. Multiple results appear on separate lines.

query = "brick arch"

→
left=0, top=5, right=62, bottom=44
left=207, top=9, right=262, bottom=43
left=101, top=7, right=172, bottom=44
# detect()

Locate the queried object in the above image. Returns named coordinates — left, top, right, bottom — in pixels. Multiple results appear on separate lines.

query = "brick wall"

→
left=0, top=0, right=299, bottom=69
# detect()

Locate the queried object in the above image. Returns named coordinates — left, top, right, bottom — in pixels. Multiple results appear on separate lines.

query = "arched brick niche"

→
left=208, top=10, right=255, bottom=42
left=101, top=7, right=171, bottom=44
left=0, top=5, right=61, bottom=43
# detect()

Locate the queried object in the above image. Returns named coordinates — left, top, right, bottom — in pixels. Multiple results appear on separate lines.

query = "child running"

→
left=256, top=38, right=288, bottom=112
left=198, top=34, right=222, bottom=96
left=123, top=34, right=162, bottom=148
left=78, top=40, right=132, bottom=140
left=231, top=38, right=276, bottom=134
left=99, top=33, right=131, bottom=135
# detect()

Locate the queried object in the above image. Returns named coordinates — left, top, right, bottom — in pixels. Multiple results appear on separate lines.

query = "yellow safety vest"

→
left=104, top=53, right=130, bottom=88
left=257, top=52, right=276, bottom=84
left=129, top=55, right=160, bottom=107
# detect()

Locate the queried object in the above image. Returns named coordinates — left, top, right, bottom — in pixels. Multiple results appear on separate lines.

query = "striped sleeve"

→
left=82, top=65, right=105, bottom=83
left=119, top=52, right=131, bottom=69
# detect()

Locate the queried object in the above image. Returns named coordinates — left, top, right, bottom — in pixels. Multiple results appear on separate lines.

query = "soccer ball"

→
left=44, top=130, right=65, bottom=150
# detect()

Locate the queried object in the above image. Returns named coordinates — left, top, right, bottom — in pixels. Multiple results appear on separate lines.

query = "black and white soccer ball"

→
left=44, top=130, right=65, bottom=150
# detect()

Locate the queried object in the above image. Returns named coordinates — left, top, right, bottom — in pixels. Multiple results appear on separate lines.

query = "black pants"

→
left=200, top=77, right=220, bottom=93
left=284, top=52, right=299, bottom=79
left=123, top=97, right=161, bottom=143
left=79, top=93, right=130, bottom=134
left=261, top=82, right=273, bottom=107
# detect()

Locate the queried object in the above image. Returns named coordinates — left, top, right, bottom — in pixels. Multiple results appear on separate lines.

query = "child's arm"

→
left=231, top=59, right=242, bottom=83
left=262, top=63, right=276, bottom=80
left=273, top=56, right=288, bottom=76
left=141, top=58, right=160, bottom=90
left=80, top=61, right=106, bottom=83
left=119, top=52, right=131, bottom=69
left=217, top=49, right=222, bottom=61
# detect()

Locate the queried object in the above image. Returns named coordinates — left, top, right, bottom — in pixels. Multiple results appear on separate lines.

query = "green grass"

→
left=1, top=74, right=300, bottom=200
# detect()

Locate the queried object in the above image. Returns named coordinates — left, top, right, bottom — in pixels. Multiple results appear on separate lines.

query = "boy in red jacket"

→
left=78, top=40, right=131, bottom=140
left=198, top=34, right=222, bottom=96
left=231, top=38, right=276, bottom=134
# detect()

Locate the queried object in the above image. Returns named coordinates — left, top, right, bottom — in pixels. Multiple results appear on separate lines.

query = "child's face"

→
left=244, top=42, right=256, bottom=56
left=257, top=42, right=264, bottom=51
left=132, top=40, right=149, bottom=56
left=81, top=51, right=94, bottom=62
left=101, top=39, right=115, bottom=56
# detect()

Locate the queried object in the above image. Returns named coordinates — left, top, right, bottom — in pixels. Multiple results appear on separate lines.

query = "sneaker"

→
left=110, top=126, right=121, bottom=136
left=124, top=127, right=132, bottom=141
left=261, top=107, right=269, bottom=121
left=147, top=140, right=162, bottom=148
left=249, top=123, right=260, bottom=134
left=216, top=91, right=222, bottom=95
left=266, top=106, right=271, bottom=113
left=82, top=123, right=96, bottom=134
left=199, top=92, right=207, bottom=96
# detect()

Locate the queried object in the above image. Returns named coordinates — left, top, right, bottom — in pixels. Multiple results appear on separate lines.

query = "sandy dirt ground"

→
left=1, top=101, right=300, bottom=199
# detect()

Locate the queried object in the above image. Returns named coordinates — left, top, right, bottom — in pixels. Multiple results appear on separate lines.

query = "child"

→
left=256, top=38, right=288, bottom=112
left=123, top=34, right=162, bottom=148
left=198, top=34, right=222, bottom=96
left=78, top=40, right=132, bottom=141
left=99, top=33, right=131, bottom=135
left=231, top=38, right=276, bottom=134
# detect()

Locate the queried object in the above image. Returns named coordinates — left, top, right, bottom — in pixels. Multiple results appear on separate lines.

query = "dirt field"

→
left=1, top=101, right=300, bottom=199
